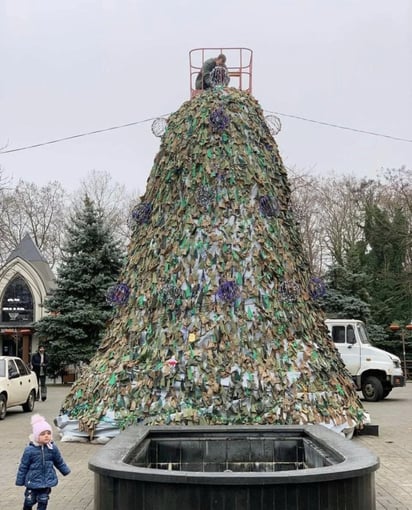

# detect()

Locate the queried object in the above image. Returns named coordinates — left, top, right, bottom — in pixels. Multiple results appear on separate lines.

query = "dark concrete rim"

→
left=89, top=424, right=379, bottom=485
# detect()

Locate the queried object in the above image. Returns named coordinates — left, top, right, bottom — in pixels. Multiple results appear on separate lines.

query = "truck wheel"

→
left=362, top=376, right=384, bottom=402
left=382, top=388, right=392, bottom=399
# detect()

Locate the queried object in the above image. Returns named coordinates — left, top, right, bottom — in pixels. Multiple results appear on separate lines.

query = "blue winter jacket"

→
left=16, top=441, right=70, bottom=489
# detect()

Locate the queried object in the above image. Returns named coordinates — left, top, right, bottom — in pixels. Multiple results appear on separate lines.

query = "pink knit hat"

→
left=31, top=414, right=52, bottom=441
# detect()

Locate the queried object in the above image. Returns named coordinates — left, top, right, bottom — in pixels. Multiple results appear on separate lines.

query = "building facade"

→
left=0, top=234, right=55, bottom=364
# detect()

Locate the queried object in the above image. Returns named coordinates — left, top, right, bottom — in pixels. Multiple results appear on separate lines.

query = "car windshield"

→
left=357, top=323, right=371, bottom=345
left=0, top=359, right=5, bottom=377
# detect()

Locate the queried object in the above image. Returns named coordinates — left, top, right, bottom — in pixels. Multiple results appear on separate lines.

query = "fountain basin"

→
left=89, top=424, right=378, bottom=510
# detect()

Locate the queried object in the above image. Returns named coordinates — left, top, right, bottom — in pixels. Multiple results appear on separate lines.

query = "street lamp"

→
left=389, top=321, right=412, bottom=378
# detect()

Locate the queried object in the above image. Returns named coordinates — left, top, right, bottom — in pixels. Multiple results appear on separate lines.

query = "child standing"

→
left=16, top=414, right=70, bottom=510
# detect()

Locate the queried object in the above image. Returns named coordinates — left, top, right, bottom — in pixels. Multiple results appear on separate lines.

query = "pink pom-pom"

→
left=31, top=414, right=45, bottom=425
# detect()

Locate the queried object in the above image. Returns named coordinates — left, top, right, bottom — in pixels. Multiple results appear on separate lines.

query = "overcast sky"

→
left=0, top=0, right=411, bottom=195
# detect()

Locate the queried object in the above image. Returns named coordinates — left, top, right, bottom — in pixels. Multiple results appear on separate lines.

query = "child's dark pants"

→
left=23, top=487, right=51, bottom=509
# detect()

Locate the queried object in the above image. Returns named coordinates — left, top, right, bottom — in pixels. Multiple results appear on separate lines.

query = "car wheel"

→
left=362, top=376, right=384, bottom=402
left=22, top=390, right=36, bottom=412
left=0, top=394, right=7, bottom=420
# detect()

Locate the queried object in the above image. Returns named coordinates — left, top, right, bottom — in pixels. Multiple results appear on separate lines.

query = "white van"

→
left=325, top=319, right=405, bottom=401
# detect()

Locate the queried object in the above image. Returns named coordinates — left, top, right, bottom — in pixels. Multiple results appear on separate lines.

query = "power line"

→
left=264, top=109, right=412, bottom=143
left=0, top=115, right=169, bottom=155
left=0, top=108, right=411, bottom=156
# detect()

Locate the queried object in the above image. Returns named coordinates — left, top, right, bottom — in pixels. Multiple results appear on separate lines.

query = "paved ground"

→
left=2, top=384, right=412, bottom=509
left=356, top=384, right=412, bottom=510
left=3, top=385, right=96, bottom=510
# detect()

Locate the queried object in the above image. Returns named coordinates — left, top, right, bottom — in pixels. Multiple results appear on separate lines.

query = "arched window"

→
left=1, top=276, right=34, bottom=323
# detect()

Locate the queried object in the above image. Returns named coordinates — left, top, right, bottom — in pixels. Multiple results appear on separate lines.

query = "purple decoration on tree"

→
left=279, top=280, right=300, bottom=303
left=216, top=281, right=240, bottom=304
left=259, top=195, right=280, bottom=218
left=106, top=283, right=130, bottom=306
left=130, top=202, right=152, bottom=227
left=308, top=277, right=326, bottom=300
left=209, top=107, right=230, bottom=132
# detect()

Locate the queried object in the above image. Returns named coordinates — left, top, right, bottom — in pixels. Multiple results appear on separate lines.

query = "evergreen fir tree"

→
left=35, top=196, right=123, bottom=369
left=363, top=205, right=410, bottom=325
left=62, top=89, right=365, bottom=435
left=319, top=262, right=371, bottom=322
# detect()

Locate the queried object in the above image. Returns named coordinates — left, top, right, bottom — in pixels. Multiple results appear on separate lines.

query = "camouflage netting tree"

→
left=62, top=88, right=366, bottom=435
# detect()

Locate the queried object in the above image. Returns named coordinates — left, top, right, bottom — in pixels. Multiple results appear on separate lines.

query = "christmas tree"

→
left=36, top=196, right=123, bottom=369
left=61, top=88, right=365, bottom=436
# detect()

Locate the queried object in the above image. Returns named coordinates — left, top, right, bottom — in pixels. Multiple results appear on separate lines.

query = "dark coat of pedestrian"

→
left=31, top=346, right=49, bottom=378
left=31, top=346, right=49, bottom=401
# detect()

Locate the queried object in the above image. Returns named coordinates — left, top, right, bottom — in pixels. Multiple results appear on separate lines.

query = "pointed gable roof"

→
left=6, top=233, right=55, bottom=291
left=6, top=233, right=48, bottom=263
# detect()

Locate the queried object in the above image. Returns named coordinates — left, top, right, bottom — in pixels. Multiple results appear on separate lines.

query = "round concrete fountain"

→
left=89, top=424, right=379, bottom=510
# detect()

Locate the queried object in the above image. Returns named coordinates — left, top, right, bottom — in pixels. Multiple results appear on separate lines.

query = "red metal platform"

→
left=189, top=47, right=253, bottom=98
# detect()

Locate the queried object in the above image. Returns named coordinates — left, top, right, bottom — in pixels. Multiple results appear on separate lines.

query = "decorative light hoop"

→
left=160, top=284, right=182, bottom=306
left=279, top=280, right=300, bottom=302
left=265, top=115, right=282, bottom=136
left=210, top=66, right=230, bottom=88
left=196, top=185, right=215, bottom=208
left=151, top=117, right=168, bottom=137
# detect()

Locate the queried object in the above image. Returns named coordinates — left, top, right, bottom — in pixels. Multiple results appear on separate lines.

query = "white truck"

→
left=325, top=319, right=405, bottom=402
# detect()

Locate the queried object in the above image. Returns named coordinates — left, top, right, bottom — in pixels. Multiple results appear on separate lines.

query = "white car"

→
left=0, top=356, right=38, bottom=420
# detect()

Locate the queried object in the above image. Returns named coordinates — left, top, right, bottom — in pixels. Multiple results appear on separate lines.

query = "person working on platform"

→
left=195, top=53, right=229, bottom=90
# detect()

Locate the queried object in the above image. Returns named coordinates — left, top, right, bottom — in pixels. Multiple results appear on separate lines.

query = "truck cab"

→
left=325, top=319, right=405, bottom=401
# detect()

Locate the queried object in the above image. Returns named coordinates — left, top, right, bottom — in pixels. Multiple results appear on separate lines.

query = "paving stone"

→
left=2, top=383, right=412, bottom=509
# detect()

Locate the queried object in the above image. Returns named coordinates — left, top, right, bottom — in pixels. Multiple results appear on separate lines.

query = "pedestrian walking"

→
left=16, top=414, right=70, bottom=510
left=31, top=346, right=49, bottom=401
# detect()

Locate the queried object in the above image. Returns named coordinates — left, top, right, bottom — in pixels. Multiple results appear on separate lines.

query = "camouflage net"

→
left=62, top=88, right=366, bottom=435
